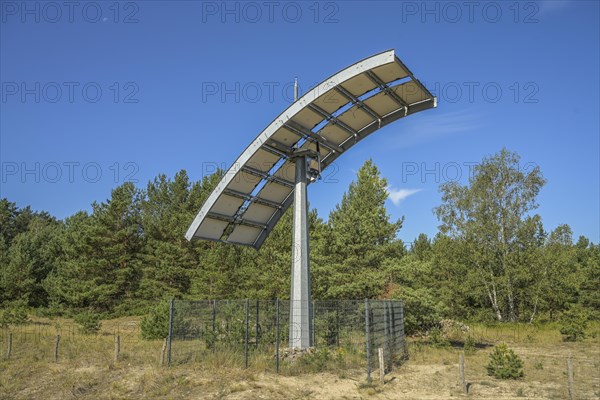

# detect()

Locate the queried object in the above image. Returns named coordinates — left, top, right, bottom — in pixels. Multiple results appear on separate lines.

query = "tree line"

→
left=0, top=148, right=598, bottom=328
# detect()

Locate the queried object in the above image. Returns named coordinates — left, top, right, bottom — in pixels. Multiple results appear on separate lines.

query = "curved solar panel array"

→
left=186, top=49, right=436, bottom=249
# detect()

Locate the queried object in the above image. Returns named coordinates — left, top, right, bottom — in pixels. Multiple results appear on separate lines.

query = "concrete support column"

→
left=289, top=155, right=312, bottom=349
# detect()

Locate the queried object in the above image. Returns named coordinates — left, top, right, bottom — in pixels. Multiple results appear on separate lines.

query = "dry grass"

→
left=0, top=317, right=599, bottom=399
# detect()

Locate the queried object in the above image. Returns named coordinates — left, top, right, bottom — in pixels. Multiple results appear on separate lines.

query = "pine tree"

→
left=138, top=171, right=197, bottom=303
left=44, top=183, right=144, bottom=314
left=2, top=217, right=62, bottom=307
left=321, top=159, right=403, bottom=299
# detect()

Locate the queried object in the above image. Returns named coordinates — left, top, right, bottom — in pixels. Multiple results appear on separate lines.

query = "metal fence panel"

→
left=169, top=299, right=405, bottom=380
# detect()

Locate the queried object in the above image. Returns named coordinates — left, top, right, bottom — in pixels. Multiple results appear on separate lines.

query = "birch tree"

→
left=435, top=148, right=546, bottom=321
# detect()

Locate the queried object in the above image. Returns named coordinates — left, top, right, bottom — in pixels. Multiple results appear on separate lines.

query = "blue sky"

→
left=1, top=0, right=599, bottom=244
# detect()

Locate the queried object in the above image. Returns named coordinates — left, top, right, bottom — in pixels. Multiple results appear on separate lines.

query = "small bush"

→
left=0, top=302, right=29, bottom=327
left=486, top=343, right=524, bottom=379
left=560, top=307, right=589, bottom=342
left=74, top=311, right=101, bottom=334
left=464, top=335, right=477, bottom=354
left=428, top=327, right=450, bottom=348
left=299, top=348, right=332, bottom=372
left=141, top=300, right=170, bottom=340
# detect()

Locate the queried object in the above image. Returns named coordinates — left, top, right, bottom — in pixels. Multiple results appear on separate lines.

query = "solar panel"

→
left=186, top=49, right=436, bottom=248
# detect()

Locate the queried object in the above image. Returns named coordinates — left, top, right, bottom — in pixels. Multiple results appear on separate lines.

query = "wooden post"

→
left=255, top=300, right=259, bottom=348
left=459, top=353, right=467, bottom=394
left=378, top=347, right=385, bottom=384
left=6, top=333, right=12, bottom=359
left=365, top=299, right=371, bottom=383
left=167, top=299, right=174, bottom=367
left=567, top=355, right=575, bottom=400
left=160, top=338, right=167, bottom=368
left=114, top=335, right=120, bottom=362
left=53, top=335, right=60, bottom=363
left=275, top=299, right=280, bottom=374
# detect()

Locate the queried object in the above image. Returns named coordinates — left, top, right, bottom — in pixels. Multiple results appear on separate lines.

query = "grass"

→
left=1, top=317, right=599, bottom=399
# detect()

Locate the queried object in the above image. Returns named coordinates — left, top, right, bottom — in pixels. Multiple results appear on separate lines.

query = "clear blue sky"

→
left=1, top=0, right=599, bottom=244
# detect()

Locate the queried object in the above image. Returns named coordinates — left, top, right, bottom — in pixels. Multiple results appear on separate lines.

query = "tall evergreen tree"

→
left=45, top=183, right=144, bottom=314
left=1, top=216, right=62, bottom=307
left=321, top=159, right=403, bottom=299
left=138, top=171, right=198, bottom=303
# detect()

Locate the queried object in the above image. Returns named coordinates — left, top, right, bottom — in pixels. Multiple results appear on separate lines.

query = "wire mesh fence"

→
left=168, top=299, right=406, bottom=381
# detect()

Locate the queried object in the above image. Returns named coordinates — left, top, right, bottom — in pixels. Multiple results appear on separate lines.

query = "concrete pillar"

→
left=289, top=155, right=312, bottom=349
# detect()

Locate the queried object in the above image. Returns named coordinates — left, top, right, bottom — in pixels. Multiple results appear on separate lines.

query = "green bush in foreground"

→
left=486, top=343, right=524, bottom=379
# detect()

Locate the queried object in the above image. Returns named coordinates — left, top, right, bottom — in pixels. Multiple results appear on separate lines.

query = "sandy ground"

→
left=2, top=340, right=599, bottom=399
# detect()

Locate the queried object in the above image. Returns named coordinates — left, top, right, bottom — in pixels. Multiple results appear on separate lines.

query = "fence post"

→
left=400, top=300, right=408, bottom=359
left=390, top=301, right=397, bottom=361
left=6, top=333, right=12, bottom=359
left=378, top=347, right=385, bottom=384
left=256, top=300, right=260, bottom=348
left=275, top=299, right=280, bottom=374
left=311, top=300, right=316, bottom=347
left=244, top=299, right=249, bottom=369
left=336, top=305, right=340, bottom=348
left=53, top=334, right=60, bottom=363
left=459, top=353, right=467, bottom=394
left=383, top=301, right=390, bottom=370
left=167, top=298, right=174, bottom=367
left=160, top=338, right=167, bottom=367
left=365, top=299, right=371, bottom=383
left=212, top=300, right=216, bottom=334
left=567, top=355, right=575, bottom=400
left=114, top=335, right=120, bottom=362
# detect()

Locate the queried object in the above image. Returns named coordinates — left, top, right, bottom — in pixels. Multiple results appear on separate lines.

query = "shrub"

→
left=486, top=343, right=524, bottom=379
left=0, top=304, right=29, bottom=327
left=74, top=311, right=101, bottom=334
left=140, top=300, right=170, bottom=340
left=299, top=348, right=332, bottom=372
left=560, top=306, right=589, bottom=342
left=315, top=311, right=339, bottom=346
left=464, top=335, right=477, bottom=354
left=428, top=327, right=450, bottom=348
left=399, top=287, right=445, bottom=335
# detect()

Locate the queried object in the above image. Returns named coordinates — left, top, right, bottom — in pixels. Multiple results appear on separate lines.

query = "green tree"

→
left=410, top=233, right=432, bottom=261
left=1, top=216, right=62, bottom=307
left=322, top=159, right=403, bottom=299
left=435, top=148, right=546, bottom=321
left=138, top=171, right=199, bottom=306
left=537, top=225, right=580, bottom=319
left=44, top=183, right=144, bottom=314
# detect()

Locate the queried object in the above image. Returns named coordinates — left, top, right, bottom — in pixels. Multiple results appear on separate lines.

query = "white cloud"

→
left=537, top=1, right=573, bottom=15
left=387, top=187, right=422, bottom=206
left=384, top=109, right=480, bottom=150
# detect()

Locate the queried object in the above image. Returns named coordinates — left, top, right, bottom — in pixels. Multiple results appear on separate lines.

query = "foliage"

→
left=486, top=343, right=524, bottom=379
left=322, top=159, right=403, bottom=299
left=74, top=311, right=102, bottom=334
left=141, top=300, right=170, bottom=340
left=427, top=327, right=450, bottom=348
left=298, top=348, right=333, bottom=372
left=435, top=148, right=546, bottom=322
left=463, top=335, right=477, bottom=354
left=394, top=286, right=445, bottom=336
left=559, top=306, right=589, bottom=341
left=0, top=152, right=597, bottom=329
left=0, top=301, right=29, bottom=327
